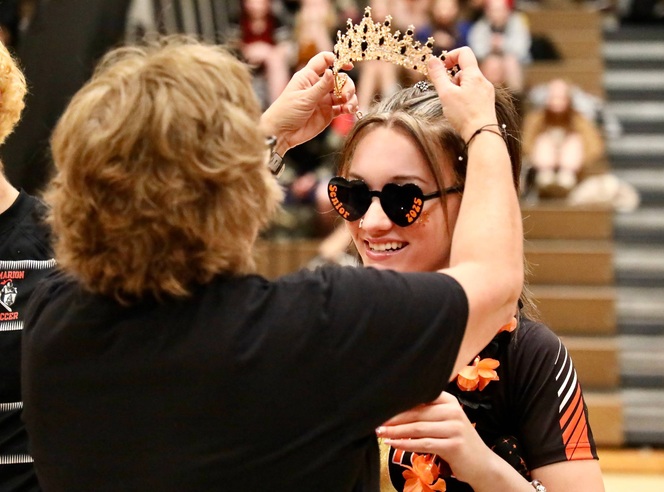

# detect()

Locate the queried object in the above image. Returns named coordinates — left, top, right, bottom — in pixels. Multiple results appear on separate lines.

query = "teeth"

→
left=369, top=241, right=404, bottom=252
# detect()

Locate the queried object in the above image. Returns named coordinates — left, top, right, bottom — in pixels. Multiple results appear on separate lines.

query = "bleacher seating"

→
left=523, top=6, right=622, bottom=446
left=524, top=202, right=622, bottom=446
left=524, top=8, right=605, bottom=97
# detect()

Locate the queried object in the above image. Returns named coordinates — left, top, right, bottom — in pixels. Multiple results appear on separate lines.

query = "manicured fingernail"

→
left=375, top=426, right=385, bottom=436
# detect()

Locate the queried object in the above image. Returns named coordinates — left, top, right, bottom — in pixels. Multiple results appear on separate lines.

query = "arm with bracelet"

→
left=259, top=51, right=357, bottom=178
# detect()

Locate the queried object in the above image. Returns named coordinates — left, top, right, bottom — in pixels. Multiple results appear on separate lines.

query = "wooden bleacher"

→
left=522, top=5, right=622, bottom=446
left=523, top=201, right=622, bottom=446
left=524, top=8, right=605, bottom=97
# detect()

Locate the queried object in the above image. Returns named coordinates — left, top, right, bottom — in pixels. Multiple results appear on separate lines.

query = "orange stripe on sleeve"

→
left=565, top=411, right=594, bottom=460
left=562, top=397, right=584, bottom=444
left=559, top=384, right=595, bottom=460
left=560, top=386, right=582, bottom=436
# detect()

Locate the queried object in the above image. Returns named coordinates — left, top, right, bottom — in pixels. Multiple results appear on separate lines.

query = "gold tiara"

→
left=332, top=6, right=456, bottom=96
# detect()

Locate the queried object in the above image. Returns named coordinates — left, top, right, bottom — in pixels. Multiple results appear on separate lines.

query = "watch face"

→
left=269, top=152, right=285, bottom=177
left=531, top=480, right=547, bottom=492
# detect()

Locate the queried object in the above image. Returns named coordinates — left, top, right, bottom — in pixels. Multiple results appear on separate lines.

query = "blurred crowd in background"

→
left=0, top=0, right=659, bottom=240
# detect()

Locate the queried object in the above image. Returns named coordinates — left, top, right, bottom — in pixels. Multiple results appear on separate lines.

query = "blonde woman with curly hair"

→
left=22, top=40, right=524, bottom=491
left=0, top=40, right=55, bottom=491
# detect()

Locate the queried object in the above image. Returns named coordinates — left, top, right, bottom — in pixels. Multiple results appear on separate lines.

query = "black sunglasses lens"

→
left=328, top=177, right=371, bottom=222
left=381, top=183, right=425, bottom=227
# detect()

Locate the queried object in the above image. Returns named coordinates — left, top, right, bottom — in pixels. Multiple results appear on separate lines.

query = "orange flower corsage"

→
left=456, top=356, right=500, bottom=392
left=402, top=453, right=447, bottom=492
left=498, top=317, right=517, bottom=334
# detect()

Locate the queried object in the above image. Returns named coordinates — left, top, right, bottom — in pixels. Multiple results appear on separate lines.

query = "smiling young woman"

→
left=327, top=82, right=605, bottom=492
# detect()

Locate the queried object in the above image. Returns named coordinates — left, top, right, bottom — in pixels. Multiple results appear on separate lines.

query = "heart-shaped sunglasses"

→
left=328, top=177, right=463, bottom=227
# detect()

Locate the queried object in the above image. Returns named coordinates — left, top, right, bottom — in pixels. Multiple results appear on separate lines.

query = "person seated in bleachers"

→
left=235, top=0, right=293, bottom=109
left=292, top=0, right=335, bottom=70
left=522, top=78, right=605, bottom=199
left=392, top=0, right=435, bottom=41
left=431, top=0, right=471, bottom=52
left=467, top=0, right=531, bottom=93
left=478, top=51, right=525, bottom=116
left=528, top=80, right=623, bottom=141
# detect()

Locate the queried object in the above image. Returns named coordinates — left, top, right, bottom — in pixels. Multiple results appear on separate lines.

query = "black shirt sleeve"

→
left=310, top=266, right=469, bottom=430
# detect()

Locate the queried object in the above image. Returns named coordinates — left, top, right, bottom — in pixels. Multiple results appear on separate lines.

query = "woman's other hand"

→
left=378, top=391, right=494, bottom=486
left=427, top=47, right=498, bottom=142
left=378, top=391, right=554, bottom=492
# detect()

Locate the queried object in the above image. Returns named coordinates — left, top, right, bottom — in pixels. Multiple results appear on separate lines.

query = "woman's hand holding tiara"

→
left=427, top=47, right=498, bottom=143
left=260, top=52, right=357, bottom=157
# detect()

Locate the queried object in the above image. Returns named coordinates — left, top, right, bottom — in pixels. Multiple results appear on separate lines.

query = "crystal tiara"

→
left=332, top=6, right=457, bottom=96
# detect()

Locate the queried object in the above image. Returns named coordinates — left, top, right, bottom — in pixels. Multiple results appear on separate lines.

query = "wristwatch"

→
left=265, top=135, right=285, bottom=177
left=530, top=480, right=547, bottom=492
left=268, top=151, right=285, bottom=178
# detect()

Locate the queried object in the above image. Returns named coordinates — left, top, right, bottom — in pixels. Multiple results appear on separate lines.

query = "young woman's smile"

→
left=347, top=127, right=461, bottom=273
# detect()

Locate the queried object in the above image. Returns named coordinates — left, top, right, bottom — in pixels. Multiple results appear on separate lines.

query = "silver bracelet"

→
left=531, top=479, right=547, bottom=492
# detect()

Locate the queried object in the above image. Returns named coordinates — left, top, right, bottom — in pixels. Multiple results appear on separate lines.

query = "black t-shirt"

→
left=386, top=318, right=598, bottom=491
left=0, top=190, right=54, bottom=492
left=22, top=265, right=469, bottom=491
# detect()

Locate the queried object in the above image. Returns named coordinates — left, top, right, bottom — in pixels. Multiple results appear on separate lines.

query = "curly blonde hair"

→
left=0, top=41, right=26, bottom=151
left=46, top=37, right=283, bottom=303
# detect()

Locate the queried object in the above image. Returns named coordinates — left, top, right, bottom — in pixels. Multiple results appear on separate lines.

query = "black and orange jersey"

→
left=386, top=317, right=598, bottom=491
left=0, top=190, right=54, bottom=491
